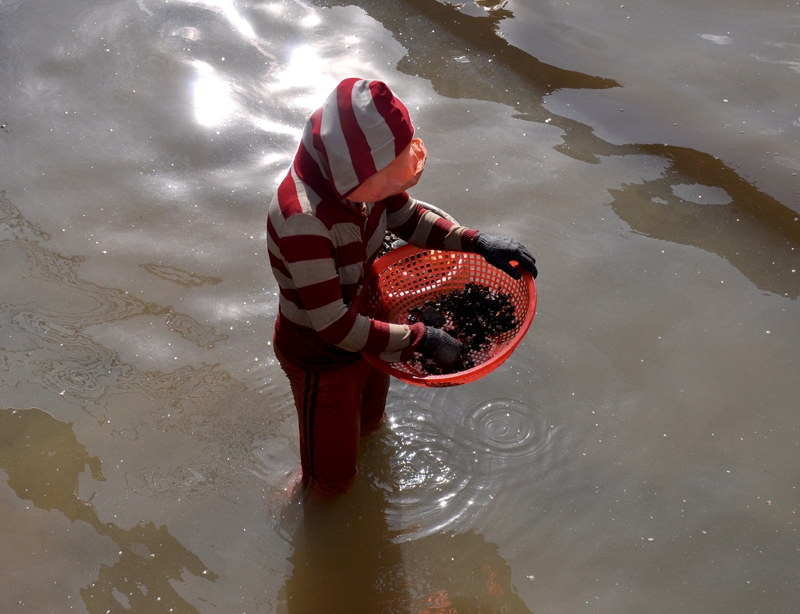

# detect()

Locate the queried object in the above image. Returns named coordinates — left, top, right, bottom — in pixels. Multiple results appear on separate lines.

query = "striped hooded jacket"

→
left=267, top=78, right=478, bottom=369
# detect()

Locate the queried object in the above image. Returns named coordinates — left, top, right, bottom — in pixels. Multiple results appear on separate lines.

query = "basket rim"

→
left=355, top=244, right=537, bottom=387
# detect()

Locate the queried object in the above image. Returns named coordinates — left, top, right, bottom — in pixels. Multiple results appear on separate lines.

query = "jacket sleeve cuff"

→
left=398, top=322, right=426, bottom=362
left=462, top=228, right=480, bottom=251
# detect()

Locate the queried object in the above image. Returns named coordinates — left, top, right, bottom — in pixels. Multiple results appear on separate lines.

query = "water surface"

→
left=2, top=0, right=800, bottom=612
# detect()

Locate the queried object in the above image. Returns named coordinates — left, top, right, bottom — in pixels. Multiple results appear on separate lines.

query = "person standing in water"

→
left=267, top=78, right=537, bottom=496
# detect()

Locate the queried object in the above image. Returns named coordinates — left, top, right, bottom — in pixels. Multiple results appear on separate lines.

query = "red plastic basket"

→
left=356, top=244, right=537, bottom=387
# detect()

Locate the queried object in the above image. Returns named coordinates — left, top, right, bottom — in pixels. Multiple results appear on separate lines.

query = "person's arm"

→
left=276, top=214, right=426, bottom=362
left=385, top=192, right=538, bottom=280
left=385, top=192, right=477, bottom=252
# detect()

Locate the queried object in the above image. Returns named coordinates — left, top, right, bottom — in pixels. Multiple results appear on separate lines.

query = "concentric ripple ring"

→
left=460, top=398, right=552, bottom=465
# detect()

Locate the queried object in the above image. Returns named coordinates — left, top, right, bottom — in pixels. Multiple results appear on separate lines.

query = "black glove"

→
left=419, top=326, right=462, bottom=371
left=474, top=233, right=538, bottom=280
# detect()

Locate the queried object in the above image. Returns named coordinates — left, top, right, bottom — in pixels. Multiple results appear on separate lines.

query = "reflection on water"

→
left=607, top=143, right=800, bottom=298
left=192, top=60, right=237, bottom=127
left=320, top=0, right=800, bottom=299
left=279, top=429, right=534, bottom=613
left=321, top=0, right=618, bottom=100
left=141, top=264, right=222, bottom=288
left=364, top=386, right=556, bottom=542
left=0, top=192, right=231, bottom=420
left=380, top=401, right=478, bottom=538
left=1, top=189, right=297, bottom=499
left=461, top=398, right=552, bottom=463
left=399, top=530, right=533, bottom=613
left=3, top=0, right=800, bottom=609
left=0, top=407, right=218, bottom=614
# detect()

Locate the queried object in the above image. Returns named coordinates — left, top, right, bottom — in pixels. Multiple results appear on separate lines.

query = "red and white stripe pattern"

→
left=268, top=79, right=478, bottom=367
left=302, top=78, right=416, bottom=200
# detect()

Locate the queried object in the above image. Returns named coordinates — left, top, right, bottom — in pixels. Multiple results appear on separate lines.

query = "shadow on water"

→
left=278, top=429, right=534, bottom=613
left=0, top=407, right=218, bottom=614
left=317, top=0, right=800, bottom=299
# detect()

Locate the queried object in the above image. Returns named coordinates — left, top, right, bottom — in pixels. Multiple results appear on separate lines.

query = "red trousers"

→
left=274, top=345, right=390, bottom=495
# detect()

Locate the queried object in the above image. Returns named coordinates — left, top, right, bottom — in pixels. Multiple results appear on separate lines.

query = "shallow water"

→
left=2, top=0, right=800, bottom=612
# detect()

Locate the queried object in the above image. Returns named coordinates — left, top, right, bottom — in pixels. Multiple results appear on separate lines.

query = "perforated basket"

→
left=356, top=244, right=537, bottom=387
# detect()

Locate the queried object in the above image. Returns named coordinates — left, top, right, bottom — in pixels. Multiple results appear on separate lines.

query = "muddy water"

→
left=2, top=0, right=800, bottom=612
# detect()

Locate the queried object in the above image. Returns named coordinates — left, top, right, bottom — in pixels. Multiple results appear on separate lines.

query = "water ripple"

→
left=374, top=391, right=557, bottom=541
left=371, top=401, right=496, bottom=541
left=459, top=398, right=553, bottom=466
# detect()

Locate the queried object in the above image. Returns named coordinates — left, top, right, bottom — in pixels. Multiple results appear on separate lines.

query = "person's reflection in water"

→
left=278, top=418, right=407, bottom=612
left=279, top=425, right=534, bottom=613
left=0, top=408, right=218, bottom=614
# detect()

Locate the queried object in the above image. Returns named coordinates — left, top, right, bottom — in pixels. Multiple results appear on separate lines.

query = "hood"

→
left=293, top=78, right=415, bottom=202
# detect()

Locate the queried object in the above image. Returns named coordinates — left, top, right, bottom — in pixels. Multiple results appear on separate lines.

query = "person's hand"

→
left=474, top=233, right=538, bottom=280
left=419, top=327, right=462, bottom=371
